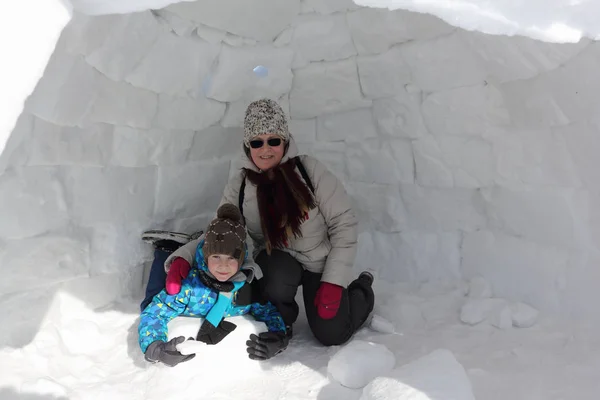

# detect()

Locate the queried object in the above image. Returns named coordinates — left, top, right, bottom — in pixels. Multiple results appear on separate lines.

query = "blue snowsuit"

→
left=138, top=240, right=286, bottom=353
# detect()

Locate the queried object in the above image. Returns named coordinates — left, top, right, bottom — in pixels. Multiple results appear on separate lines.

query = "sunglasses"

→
left=249, top=137, right=283, bottom=149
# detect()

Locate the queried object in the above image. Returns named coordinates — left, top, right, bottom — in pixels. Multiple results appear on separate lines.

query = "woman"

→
left=164, top=99, right=375, bottom=346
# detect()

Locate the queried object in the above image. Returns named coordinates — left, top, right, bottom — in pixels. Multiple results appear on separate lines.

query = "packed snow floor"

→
left=2, top=280, right=599, bottom=400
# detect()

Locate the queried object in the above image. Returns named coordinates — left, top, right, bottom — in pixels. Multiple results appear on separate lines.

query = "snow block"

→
left=300, top=0, right=359, bottom=15
left=467, top=277, right=493, bottom=299
left=126, top=33, right=220, bottom=98
left=165, top=0, right=300, bottom=42
left=413, top=136, right=495, bottom=188
left=347, top=182, right=407, bottom=233
left=206, top=45, right=294, bottom=103
left=399, top=33, right=487, bottom=92
left=372, top=91, right=427, bottom=139
left=357, top=46, right=412, bottom=99
left=360, top=349, right=476, bottom=400
left=291, top=14, right=356, bottom=66
left=400, top=185, right=487, bottom=232
left=328, top=340, right=396, bottom=389
left=317, top=108, right=378, bottom=142
left=28, top=118, right=112, bottom=167
left=462, top=231, right=569, bottom=313
left=346, top=139, right=414, bottom=185
left=422, top=84, right=510, bottom=137
left=0, top=168, right=69, bottom=239
left=460, top=298, right=508, bottom=326
left=290, top=59, right=371, bottom=119
left=154, top=160, right=231, bottom=222
left=154, top=94, right=225, bottom=130
left=347, top=8, right=454, bottom=55
left=187, top=126, right=243, bottom=161
left=84, top=11, right=162, bottom=81
left=111, top=126, right=195, bottom=167
left=87, top=77, right=158, bottom=129
left=289, top=119, right=316, bottom=143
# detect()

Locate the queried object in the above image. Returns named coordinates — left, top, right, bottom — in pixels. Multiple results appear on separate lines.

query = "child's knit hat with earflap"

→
left=202, top=204, right=246, bottom=267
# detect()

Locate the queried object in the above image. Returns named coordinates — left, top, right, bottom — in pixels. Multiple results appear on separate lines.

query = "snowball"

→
left=360, top=349, right=476, bottom=400
left=328, top=340, right=396, bottom=389
left=510, top=302, right=540, bottom=328
left=368, top=314, right=396, bottom=334
left=467, top=277, right=493, bottom=299
left=490, top=303, right=513, bottom=330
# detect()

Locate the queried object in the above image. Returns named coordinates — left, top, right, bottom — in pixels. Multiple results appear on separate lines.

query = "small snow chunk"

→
left=361, top=349, right=476, bottom=400
left=460, top=298, right=507, bottom=326
left=328, top=340, right=396, bottom=389
left=467, top=277, right=493, bottom=299
left=368, top=314, right=396, bottom=334
left=491, top=303, right=513, bottom=330
left=511, top=302, right=539, bottom=328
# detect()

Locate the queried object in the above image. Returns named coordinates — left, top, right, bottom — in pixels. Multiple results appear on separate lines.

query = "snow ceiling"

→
left=2, top=0, right=600, bottom=347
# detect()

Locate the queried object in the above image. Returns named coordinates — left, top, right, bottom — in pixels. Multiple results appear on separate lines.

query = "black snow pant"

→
left=255, top=249, right=374, bottom=346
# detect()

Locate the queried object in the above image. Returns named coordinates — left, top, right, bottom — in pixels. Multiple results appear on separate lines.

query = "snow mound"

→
left=328, top=340, right=396, bottom=389
left=360, top=349, right=476, bottom=400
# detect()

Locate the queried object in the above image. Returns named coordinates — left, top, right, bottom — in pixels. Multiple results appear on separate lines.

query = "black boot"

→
left=285, top=325, right=293, bottom=340
left=358, top=271, right=374, bottom=287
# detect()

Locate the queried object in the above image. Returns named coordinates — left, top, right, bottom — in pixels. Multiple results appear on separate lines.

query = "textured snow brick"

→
left=347, top=182, right=407, bottom=233
left=372, top=91, right=427, bottom=139
left=66, top=166, right=156, bottom=225
left=0, top=114, right=33, bottom=172
left=460, top=298, right=507, bottom=326
left=463, top=32, right=589, bottom=83
left=399, top=33, right=487, bottom=92
left=88, top=223, right=151, bottom=275
left=491, top=303, right=513, bottom=330
left=0, top=168, right=69, bottom=239
left=400, top=185, right=487, bottom=231
left=84, top=11, right=162, bottom=81
left=462, top=231, right=570, bottom=314
left=360, top=349, right=476, bottom=400
left=25, top=53, right=101, bottom=126
left=357, top=46, right=412, bottom=99
left=0, top=235, right=89, bottom=295
left=153, top=9, right=198, bottom=36
left=111, top=127, right=195, bottom=167
left=413, top=136, right=495, bottom=188
left=422, top=84, right=510, bottom=137
left=489, top=127, right=581, bottom=187
left=154, top=94, right=225, bottom=130
left=28, top=118, right=112, bottom=166
left=347, top=8, right=454, bottom=55
left=346, top=139, right=414, bottom=185
left=206, top=45, right=294, bottom=102
left=154, top=160, right=231, bottom=221
left=290, top=59, right=371, bottom=119
left=126, top=33, right=220, bottom=97
left=368, top=315, right=396, bottom=334
left=511, top=302, right=540, bottom=328
left=187, top=126, right=243, bottom=160
left=300, top=0, right=359, bottom=15
left=165, top=0, right=300, bottom=42
left=289, top=119, right=316, bottom=143
left=328, top=340, right=396, bottom=389
left=309, top=142, right=347, bottom=180
left=291, top=14, right=356, bottom=67
left=467, top=277, right=493, bottom=299
left=317, top=108, right=377, bottom=142
left=87, top=78, right=158, bottom=129
left=482, top=186, right=582, bottom=247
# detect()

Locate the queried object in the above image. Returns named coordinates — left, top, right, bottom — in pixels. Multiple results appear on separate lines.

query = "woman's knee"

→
left=310, top=319, right=354, bottom=346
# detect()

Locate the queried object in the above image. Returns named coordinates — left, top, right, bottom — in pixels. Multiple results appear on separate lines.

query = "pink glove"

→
left=165, top=257, right=191, bottom=295
left=314, top=282, right=343, bottom=320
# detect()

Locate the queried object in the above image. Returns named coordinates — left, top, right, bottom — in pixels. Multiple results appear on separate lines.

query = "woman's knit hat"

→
left=202, top=204, right=246, bottom=267
left=243, top=98, right=290, bottom=147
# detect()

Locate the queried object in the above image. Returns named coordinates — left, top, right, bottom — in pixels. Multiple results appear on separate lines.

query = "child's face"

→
left=207, top=254, right=240, bottom=282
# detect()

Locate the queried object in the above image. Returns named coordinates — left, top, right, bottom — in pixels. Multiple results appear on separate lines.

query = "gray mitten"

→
left=145, top=336, right=196, bottom=367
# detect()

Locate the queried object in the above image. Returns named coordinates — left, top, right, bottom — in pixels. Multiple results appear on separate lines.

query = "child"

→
left=138, top=204, right=288, bottom=367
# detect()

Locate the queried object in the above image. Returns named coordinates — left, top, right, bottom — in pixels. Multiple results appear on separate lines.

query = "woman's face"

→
left=207, top=254, right=240, bottom=282
left=248, top=134, right=285, bottom=171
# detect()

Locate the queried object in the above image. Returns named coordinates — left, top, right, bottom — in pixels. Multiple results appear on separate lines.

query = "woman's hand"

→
left=165, top=257, right=191, bottom=295
left=314, top=282, right=343, bottom=320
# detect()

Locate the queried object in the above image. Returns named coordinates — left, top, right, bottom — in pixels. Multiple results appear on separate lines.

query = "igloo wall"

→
left=2, top=0, right=600, bottom=346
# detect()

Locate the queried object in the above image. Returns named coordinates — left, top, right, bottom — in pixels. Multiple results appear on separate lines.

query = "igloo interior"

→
left=2, top=0, right=600, bottom=399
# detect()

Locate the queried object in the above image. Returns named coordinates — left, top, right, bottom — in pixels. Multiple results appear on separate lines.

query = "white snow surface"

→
left=2, top=0, right=600, bottom=399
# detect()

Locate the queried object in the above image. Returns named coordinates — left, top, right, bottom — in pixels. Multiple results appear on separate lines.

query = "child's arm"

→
left=138, top=288, right=189, bottom=354
left=249, top=300, right=287, bottom=334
